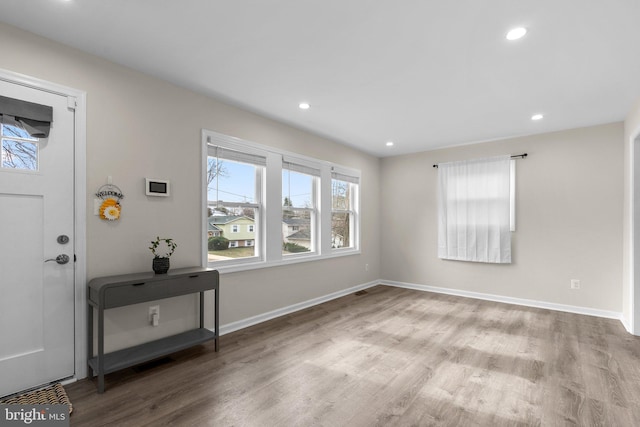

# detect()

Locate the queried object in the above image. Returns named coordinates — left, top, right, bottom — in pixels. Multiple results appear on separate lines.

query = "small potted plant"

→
left=149, top=237, right=177, bottom=274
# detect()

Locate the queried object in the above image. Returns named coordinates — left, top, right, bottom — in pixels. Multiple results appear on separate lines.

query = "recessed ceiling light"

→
left=386, top=141, right=394, bottom=147
left=299, top=102, right=310, bottom=110
left=531, top=114, right=544, bottom=121
left=506, top=27, right=527, bottom=41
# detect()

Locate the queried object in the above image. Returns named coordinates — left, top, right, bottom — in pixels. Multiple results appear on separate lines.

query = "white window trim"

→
left=282, top=169, right=318, bottom=257
left=204, top=131, right=265, bottom=268
left=201, top=129, right=360, bottom=273
left=330, top=173, right=360, bottom=253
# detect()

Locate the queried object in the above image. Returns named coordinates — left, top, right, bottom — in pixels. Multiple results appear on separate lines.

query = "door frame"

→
left=632, top=128, right=640, bottom=336
left=0, top=68, right=88, bottom=380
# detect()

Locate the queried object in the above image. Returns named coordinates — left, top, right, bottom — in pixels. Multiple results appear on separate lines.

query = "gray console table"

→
left=87, top=267, right=219, bottom=393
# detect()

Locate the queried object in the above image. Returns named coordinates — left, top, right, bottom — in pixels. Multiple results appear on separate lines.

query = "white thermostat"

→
left=145, top=178, right=170, bottom=197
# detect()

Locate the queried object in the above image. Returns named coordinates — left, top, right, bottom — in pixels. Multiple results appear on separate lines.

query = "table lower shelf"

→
left=88, top=328, right=217, bottom=375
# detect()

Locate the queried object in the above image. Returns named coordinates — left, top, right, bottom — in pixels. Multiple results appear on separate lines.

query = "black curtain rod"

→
left=432, top=153, right=527, bottom=168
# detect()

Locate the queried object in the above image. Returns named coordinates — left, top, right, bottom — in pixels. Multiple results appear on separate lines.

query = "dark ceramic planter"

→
left=152, top=257, right=170, bottom=274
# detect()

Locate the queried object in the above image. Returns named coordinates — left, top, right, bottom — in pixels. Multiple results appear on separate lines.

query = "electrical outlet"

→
left=570, top=279, right=581, bottom=290
left=149, top=305, right=160, bottom=326
left=365, top=264, right=369, bottom=272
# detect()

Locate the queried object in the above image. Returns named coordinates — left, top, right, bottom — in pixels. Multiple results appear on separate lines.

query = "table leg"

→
left=87, top=303, right=93, bottom=376
left=98, top=305, right=105, bottom=393
left=215, top=287, right=219, bottom=352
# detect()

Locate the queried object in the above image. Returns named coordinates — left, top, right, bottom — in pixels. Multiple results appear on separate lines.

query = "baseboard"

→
left=620, top=315, right=634, bottom=335
left=380, top=279, right=623, bottom=320
left=219, top=280, right=379, bottom=335
left=218, top=278, right=627, bottom=338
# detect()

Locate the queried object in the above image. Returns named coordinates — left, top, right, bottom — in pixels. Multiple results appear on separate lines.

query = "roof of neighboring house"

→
left=208, top=223, right=222, bottom=232
left=283, top=217, right=308, bottom=226
left=208, top=215, right=253, bottom=225
left=287, top=229, right=310, bottom=240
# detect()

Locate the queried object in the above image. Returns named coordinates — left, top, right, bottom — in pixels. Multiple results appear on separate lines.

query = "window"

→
left=437, top=155, right=512, bottom=263
left=203, top=130, right=360, bottom=271
left=331, top=172, right=359, bottom=250
left=282, top=159, right=319, bottom=255
left=1, top=122, right=38, bottom=171
left=206, top=142, right=265, bottom=265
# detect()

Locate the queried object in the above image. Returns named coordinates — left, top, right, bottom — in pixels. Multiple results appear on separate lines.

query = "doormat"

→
left=0, top=383, right=72, bottom=414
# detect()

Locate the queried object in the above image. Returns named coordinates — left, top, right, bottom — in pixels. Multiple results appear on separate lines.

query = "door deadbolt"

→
left=57, top=235, right=70, bottom=244
left=45, top=254, right=70, bottom=265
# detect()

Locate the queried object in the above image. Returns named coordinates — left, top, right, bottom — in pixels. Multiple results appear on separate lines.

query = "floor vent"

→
left=354, top=290, right=368, bottom=296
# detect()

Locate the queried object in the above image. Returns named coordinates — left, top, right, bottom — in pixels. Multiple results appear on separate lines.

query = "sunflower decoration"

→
left=96, top=183, right=124, bottom=221
left=99, top=198, right=121, bottom=221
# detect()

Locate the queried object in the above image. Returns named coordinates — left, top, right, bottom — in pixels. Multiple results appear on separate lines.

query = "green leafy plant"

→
left=283, top=242, right=309, bottom=253
left=149, top=237, right=177, bottom=258
left=208, top=236, right=230, bottom=251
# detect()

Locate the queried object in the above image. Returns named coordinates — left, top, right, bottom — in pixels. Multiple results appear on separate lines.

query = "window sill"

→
left=209, top=248, right=361, bottom=274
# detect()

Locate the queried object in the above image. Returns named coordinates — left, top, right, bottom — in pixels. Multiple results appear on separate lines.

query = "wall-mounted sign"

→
left=146, top=178, right=170, bottom=197
left=95, top=182, right=124, bottom=221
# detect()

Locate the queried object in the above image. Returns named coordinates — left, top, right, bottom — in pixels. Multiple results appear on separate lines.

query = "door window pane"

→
left=1, top=124, right=38, bottom=171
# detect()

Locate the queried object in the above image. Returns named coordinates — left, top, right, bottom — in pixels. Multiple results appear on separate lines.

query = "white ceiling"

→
left=1, top=1, right=640, bottom=157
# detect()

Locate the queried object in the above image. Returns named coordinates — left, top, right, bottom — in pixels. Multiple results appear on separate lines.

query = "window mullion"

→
left=264, top=152, right=283, bottom=262
left=319, top=165, right=333, bottom=255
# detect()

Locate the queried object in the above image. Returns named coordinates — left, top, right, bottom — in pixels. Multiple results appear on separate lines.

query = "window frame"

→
left=202, top=130, right=360, bottom=273
left=204, top=134, right=266, bottom=268
left=282, top=162, right=319, bottom=257
left=330, top=168, right=360, bottom=253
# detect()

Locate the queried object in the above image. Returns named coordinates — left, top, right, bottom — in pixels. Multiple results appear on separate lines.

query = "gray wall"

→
left=0, top=23, right=381, bottom=352
left=380, top=123, right=624, bottom=312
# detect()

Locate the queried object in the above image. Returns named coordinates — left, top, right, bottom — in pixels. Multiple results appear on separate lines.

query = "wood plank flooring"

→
left=66, top=285, right=640, bottom=426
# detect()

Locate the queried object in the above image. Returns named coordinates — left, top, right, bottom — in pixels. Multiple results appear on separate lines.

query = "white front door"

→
left=0, top=80, right=75, bottom=397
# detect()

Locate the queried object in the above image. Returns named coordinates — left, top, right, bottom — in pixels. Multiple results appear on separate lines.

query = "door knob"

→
left=45, top=254, right=70, bottom=265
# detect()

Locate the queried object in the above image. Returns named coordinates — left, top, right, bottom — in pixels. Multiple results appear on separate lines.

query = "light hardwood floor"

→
left=66, top=285, right=640, bottom=426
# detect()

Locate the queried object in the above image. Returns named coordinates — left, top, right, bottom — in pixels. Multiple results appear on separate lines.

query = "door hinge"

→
left=67, top=96, right=77, bottom=110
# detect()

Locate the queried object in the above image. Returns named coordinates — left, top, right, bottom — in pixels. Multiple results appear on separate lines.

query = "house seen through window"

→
left=207, top=149, right=263, bottom=263
left=282, top=165, right=317, bottom=255
left=331, top=176, right=357, bottom=249
left=204, top=130, right=360, bottom=270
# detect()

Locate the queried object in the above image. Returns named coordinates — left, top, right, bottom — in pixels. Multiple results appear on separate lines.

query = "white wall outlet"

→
left=570, top=279, right=581, bottom=290
left=365, top=264, right=369, bottom=272
left=149, top=305, right=160, bottom=326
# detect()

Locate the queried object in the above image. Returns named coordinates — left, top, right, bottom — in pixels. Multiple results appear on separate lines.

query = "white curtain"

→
left=437, top=155, right=511, bottom=263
